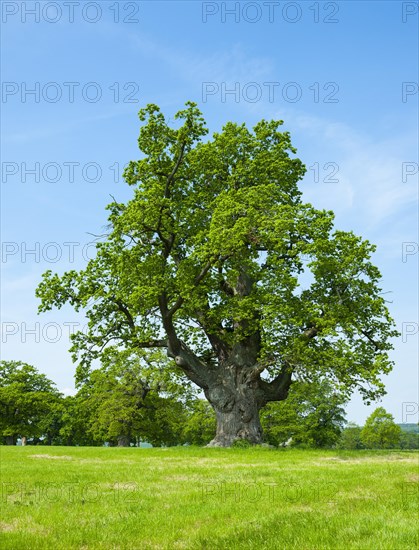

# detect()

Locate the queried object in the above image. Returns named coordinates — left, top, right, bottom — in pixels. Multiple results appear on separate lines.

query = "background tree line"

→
left=1, top=360, right=417, bottom=449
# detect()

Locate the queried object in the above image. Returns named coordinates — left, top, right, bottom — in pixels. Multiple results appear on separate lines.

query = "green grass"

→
left=1, top=446, right=418, bottom=549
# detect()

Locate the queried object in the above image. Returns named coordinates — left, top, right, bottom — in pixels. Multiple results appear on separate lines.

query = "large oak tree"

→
left=36, top=102, right=398, bottom=446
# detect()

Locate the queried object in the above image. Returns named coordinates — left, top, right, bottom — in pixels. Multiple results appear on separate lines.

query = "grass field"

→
left=1, top=446, right=418, bottom=549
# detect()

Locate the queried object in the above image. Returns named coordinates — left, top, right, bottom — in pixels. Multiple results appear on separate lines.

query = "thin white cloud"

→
left=5, top=108, right=134, bottom=145
left=127, top=33, right=274, bottom=83
left=281, top=112, right=418, bottom=226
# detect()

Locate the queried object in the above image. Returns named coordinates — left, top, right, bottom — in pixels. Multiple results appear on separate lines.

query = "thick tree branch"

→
left=302, top=326, right=319, bottom=339
left=158, top=293, right=211, bottom=389
left=194, top=306, right=231, bottom=363
left=301, top=310, right=326, bottom=340
left=166, top=142, right=186, bottom=193
left=115, top=299, right=136, bottom=330
left=134, top=339, right=168, bottom=349
left=158, top=293, right=180, bottom=353
left=218, top=266, right=235, bottom=296
left=247, top=355, right=276, bottom=381
left=257, top=363, right=293, bottom=404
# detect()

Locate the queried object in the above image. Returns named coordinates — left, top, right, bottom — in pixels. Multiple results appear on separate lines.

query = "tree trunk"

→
left=117, top=435, right=130, bottom=447
left=208, top=398, right=263, bottom=447
left=201, top=353, right=293, bottom=447
left=5, top=435, right=15, bottom=446
left=21, top=436, right=27, bottom=446
left=205, top=365, right=265, bottom=447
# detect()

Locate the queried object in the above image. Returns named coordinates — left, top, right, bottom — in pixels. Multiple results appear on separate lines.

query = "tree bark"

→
left=117, top=435, right=130, bottom=447
left=204, top=362, right=292, bottom=447
left=206, top=383, right=263, bottom=446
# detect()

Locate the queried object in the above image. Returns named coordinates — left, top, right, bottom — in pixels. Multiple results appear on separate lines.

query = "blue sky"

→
left=1, top=0, right=418, bottom=425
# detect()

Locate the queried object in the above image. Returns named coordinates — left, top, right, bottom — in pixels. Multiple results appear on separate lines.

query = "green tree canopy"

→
left=260, top=378, right=347, bottom=447
left=36, top=102, right=399, bottom=446
left=399, top=430, right=419, bottom=449
left=75, top=348, right=194, bottom=446
left=182, top=399, right=217, bottom=446
left=337, top=422, right=364, bottom=450
left=360, top=407, right=402, bottom=449
left=0, top=360, right=61, bottom=445
left=57, top=395, right=99, bottom=447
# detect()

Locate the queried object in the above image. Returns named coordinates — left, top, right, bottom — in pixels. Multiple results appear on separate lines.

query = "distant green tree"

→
left=337, top=422, right=364, bottom=449
left=260, top=378, right=347, bottom=447
left=77, top=349, right=195, bottom=446
left=360, top=407, right=401, bottom=449
left=399, top=430, right=419, bottom=449
left=36, top=397, right=66, bottom=445
left=397, top=423, right=419, bottom=434
left=0, top=361, right=61, bottom=445
left=138, top=395, right=187, bottom=447
left=182, top=399, right=216, bottom=445
left=55, top=395, right=98, bottom=446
